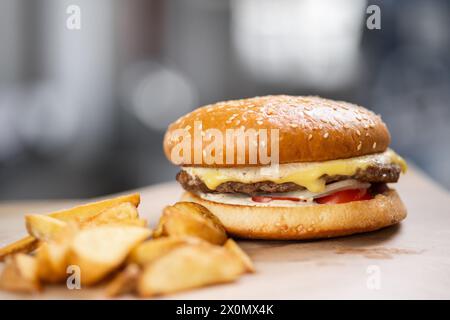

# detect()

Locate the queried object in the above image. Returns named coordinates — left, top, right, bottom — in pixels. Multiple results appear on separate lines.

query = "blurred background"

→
left=0, top=0, right=449, bottom=200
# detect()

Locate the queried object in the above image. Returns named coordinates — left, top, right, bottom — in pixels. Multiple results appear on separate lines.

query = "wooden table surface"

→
left=1, top=166, right=449, bottom=299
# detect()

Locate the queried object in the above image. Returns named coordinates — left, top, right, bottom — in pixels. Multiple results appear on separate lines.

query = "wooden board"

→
left=0, top=166, right=449, bottom=299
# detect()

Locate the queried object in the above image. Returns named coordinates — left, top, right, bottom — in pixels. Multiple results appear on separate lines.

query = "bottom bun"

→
left=181, top=189, right=407, bottom=240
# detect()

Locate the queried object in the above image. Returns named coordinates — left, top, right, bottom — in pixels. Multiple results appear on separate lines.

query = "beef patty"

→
left=176, top=163, right=401, bottom=195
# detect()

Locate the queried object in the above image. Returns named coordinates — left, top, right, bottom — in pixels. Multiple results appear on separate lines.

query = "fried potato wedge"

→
left=0, top=194, right=140, bottom=261
left=0, top=254, right=41, bottom=293
left=25, top=214, right=67, bottom=242
left=111, top=218, right=147, bottom=227
left=105, top=264, right=140, bottom=297
left=155, top=202, right=228, bottom=245
left=49, top=193, right=140, bottom=223
left=129, top=236, right=203, bottom=266
left=83, top=202, right=140, bottom=227
left=152, top=215, right=166, bottom=238
left=68, top=226, right=151, bottom=286
left=224, top=239, right=255, bottom=273
left=35, top=224, right=78, bottom=283
left=173, top=202, right=227, bottom=235
left=137, top=244, right=244, bottom=297
left=36, top=242, right=70, bottom=283
left=0, top=236, right=39, bottom=262
left=27, top=204, right=145, bottom=242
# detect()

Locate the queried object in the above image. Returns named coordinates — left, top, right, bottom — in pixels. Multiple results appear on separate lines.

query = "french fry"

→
left=129, top=236, right=203, bottom=266
left=0, top=194, right=140, bottom=261
left=25, top=215, right=67, bottom=242
left=224, top=239, right=255, bottom=273
left=155, top=202, right=228, bottom=245
left=68, top=226, right=151, bottom=286
left=0, top=237, right=39, bottom=261
left=105, top=264, right=140, bottom=297
left=0, top=254, right=41, bottom=293
left=137, top=244, right=244, bottom=297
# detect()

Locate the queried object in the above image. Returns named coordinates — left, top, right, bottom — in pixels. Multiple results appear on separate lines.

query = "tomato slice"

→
left=316, top=188, right=372, bottom=204
left=251, top=196, right=303, bottom=203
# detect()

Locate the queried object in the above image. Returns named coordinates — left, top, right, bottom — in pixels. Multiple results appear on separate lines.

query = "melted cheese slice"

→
left=182, top=149, right=407, bottom=193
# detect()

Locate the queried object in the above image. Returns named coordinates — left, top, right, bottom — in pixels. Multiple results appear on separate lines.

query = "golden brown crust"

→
left=164, top=95, right=391, bottom=167
left=181, top=189, right=407, bottom=240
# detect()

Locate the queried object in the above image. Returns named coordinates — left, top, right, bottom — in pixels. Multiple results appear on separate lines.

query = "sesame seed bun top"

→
left=163, top=95, right=391, bottom=167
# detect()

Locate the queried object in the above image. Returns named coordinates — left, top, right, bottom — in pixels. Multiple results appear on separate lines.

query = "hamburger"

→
left=163, top=95, right=407, bottom=240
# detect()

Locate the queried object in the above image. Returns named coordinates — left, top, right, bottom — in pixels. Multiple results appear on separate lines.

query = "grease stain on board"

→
left=334, top=246, right=423, bottom=259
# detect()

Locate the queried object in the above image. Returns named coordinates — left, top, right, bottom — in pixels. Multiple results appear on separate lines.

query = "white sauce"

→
left=197, top=179, right=370, bottom=207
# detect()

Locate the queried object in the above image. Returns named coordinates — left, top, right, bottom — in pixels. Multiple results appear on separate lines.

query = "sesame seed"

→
left=323, top=132, right=329, bottom=139
left=372, top=142, right=377, bottom=149
left=290, top=123, right=298, bottom=128
left=365, top=132, right=370, bottom=137
left=257, top=120, right=263, bottom=125
left=308, top=134, right=313, bottom=140
left=357, top=141, right=362, bottom=151
left=356, top=129, right=361, bottom=136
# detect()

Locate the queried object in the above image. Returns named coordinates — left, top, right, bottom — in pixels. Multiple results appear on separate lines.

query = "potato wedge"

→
left=25, top=214, right=67, bottom=242
left=0, top=254, right=41, bottom=293
left=35, top=224, right=78, bottom=283
left=27, top=204, right=145, bottom=242
left=105, top=264, right=140, bottom=297
left=155, top=202, right=227, bottom=245
left=129, top=236, right=203, bottom=266
left=224, top=239, right=255, bottom=273
left=173, top=202, right=225, bottom=229
left=83, top=202, right=140, bottom=227
left=152, top=215, right=167, bottom=238
left=137, top=244, right=244, bottom=297
left=110, top=218, right=147, bottom=228
left=0, top=236, right=39, bottom=261
left=0, top=194, right=140, bottom=261
left=49, top=193, right=140, bottom=223
left=36, top=242, right=70, bottom=283
left=68, top=226, right=151, bottom=285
